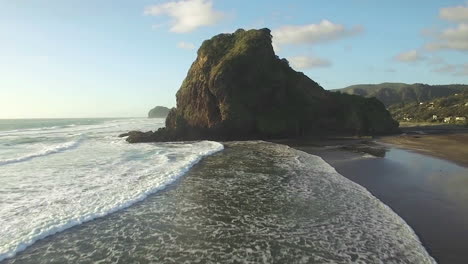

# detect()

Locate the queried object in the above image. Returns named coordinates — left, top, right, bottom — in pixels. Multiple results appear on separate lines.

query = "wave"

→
left=0, top=125, right=65, bottom=135
left=0, top=141, right=224, bottom=262
left=0, top=124, right=113, bottom=137
left=0, top=137, right=84, bottom=166
left=224, top=141, right=436, bottom=263
left=282, top=143, right=436, bottom=263
left=0, top=140, right=436, bottom=263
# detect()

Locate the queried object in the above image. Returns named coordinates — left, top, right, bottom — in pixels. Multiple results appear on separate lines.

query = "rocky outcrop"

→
left=148, top=106, right=170, bottom=118
left=126, top=28, right=399, bottom=143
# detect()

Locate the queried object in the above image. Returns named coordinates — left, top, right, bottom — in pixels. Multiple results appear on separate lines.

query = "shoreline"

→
left=281, top=133, right=468, bottom=264
left=379, top=124, right=468, bottom=167
left=379, top=134, right=468, bottom=167
left=1, top=141, right=435, bottom=264
left=3, top=135, right=462, bottom=263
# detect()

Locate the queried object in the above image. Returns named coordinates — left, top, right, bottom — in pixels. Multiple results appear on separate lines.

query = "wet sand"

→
left=381, top=133, right=468, bottom=167
left=285, top=140, right=468, bottom=264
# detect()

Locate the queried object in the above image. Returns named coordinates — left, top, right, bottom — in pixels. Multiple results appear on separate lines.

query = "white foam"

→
left=271, top=142, right=436, bottom=263
left=0, top=137, right=83, bottom=166
left=0, top=118, right=223, bottom=261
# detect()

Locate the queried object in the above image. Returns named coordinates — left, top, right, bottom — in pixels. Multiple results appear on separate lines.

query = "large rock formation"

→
left=148, top=106, right=170, bottom=118
left=127, top=28, right=398, bottom=143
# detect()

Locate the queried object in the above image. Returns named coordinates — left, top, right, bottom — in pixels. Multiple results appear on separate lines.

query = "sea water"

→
left=0, top=118, right=223, bottom=261
left=0, top=120, right=435, bottom=263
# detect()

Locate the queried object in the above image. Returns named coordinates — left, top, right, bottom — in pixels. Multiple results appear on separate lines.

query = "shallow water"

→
left=2, top=141, right=435, bottom=263
left=306, top=145, right=468, bottom=264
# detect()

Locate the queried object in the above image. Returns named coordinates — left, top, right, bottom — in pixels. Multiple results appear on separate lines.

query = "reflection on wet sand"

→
left=299, top=145, right=468, bottom=264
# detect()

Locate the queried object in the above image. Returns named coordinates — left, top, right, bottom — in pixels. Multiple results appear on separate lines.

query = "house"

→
left=444, top=117, right=452, bottom=123
left=432, top=115, right=438, bottom=120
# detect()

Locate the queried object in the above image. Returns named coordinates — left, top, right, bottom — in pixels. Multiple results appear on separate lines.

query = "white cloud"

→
left=272, top=42, right=281, bottom=53
left=272, top=20, right=363, bottom=47
left=425, top=4, right=468, bottom=52
left=401, top=3, right=468, bottom=74
left=426, top=23, right=468, bottom=51
left=456, top=63, right=468, bottom=76
left=427, top=56, right=446, bottom=65
left=144, top=0, right=225, bottom=33
left=151, top=23, right=166, bottom=30
left=288, top=56, right=331, bottom=70
left=432, top=64, right=457, bottom=73
left=440, top=3, right=468, bottom=22
left=177, top=41, right=196, bottom=50
left=430, top=63, right=468, bottom=76
left=394, top=50, right=425, bottom=62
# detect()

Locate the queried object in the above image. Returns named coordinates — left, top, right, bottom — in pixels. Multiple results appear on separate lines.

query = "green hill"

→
left=389, top=92, right=468, bottom=124
left=335, top=83, right=468, bottom=107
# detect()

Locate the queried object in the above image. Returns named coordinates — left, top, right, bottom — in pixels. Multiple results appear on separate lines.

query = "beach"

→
left=1, top=118, right=465, bottom=263
left=381, top=125, right=468, bottom=167
left=0, top=140, right=435, bottom=263
left=284, top=131, right=468, bottom=264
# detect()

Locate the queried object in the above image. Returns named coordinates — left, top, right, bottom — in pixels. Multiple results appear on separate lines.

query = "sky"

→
left=1, top=0, right=468, bottom=118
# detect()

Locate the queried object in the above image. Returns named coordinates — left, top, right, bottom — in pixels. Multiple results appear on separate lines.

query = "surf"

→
left=0, top=117, right=223, bottom=261
left=0, top=137, right=84, bottom=166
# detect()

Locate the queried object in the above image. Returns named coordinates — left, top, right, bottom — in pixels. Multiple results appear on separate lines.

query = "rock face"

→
left=148, top=106, right=170, bottom=118
left=127, top=28, right=398, bottom=143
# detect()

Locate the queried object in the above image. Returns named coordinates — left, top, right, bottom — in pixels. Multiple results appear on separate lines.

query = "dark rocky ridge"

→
left=127, top=28, right=399, bottom=143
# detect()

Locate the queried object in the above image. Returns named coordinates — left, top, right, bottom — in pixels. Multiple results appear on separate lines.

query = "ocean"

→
left=0, top=118, right=435, bottom=263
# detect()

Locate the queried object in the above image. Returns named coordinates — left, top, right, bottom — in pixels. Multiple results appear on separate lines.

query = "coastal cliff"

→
left=127, top=28, right=398, bottom=143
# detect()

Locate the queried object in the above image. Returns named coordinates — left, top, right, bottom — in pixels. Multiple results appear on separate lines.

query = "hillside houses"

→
left=443, top=116, right=466, bottom=123
left=389, top=92, right=468, bottom=124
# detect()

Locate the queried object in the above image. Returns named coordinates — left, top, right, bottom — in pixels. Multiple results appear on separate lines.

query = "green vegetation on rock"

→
left=127, top=29, right=399, bottom=143
left=148, top=106, right=170, bottom=118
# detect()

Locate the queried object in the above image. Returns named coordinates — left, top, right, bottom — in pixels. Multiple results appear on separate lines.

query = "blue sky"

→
left=1, top=0, right=467, bottom=118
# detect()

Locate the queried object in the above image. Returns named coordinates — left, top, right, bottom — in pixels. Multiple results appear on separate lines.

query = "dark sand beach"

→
left=283, top=132, right=468, bottom=264
left=381, top=125, right=468, bottom=167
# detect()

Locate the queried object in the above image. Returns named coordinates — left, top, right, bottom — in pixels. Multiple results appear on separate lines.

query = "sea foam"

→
left=0, top=118, right=223, bottom=261
left=0, top=138, right=83, bottom=166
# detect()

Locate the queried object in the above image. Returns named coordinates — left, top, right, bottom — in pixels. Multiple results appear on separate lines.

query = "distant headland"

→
left=148, top=106, right=170, bottom=118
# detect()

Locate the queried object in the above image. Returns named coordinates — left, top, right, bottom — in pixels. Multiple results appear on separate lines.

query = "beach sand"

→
left=381, top=133, right=468, bottom=167
left=282, top=136, right=468, bottom=264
